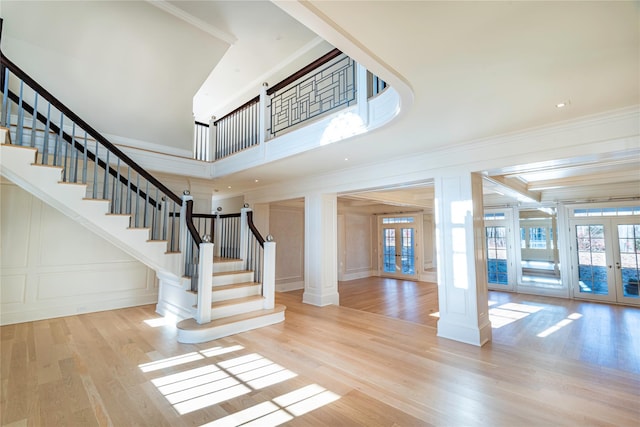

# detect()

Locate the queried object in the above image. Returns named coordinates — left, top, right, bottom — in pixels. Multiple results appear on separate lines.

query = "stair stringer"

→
left=0, top=143, right=182, bottom=279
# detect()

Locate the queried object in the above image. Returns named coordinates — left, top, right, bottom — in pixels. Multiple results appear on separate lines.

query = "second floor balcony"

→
left=193, top=49, right=400, bottom=178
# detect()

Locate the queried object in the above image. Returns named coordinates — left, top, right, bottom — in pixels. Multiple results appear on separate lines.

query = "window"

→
left=484, top=212, right=506, bottom=221
left=382, top=217, right=414, bottom=224
left=574, top=207, right=640, bottom=217
left=528, top=227, right=547, bottom=249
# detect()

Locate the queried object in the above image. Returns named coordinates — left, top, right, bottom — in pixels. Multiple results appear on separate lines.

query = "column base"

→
left=437, top=318, right=492, bottom=347
left=302, top=290, right=340, bottom=306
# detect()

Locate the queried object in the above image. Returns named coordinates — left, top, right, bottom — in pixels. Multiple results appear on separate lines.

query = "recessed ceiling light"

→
left=556, top=100, right=571, bottom=108
left=344, top=157, right=349, bottom=161
left=227, top=186, right=232, bottom=189
left=254, top=179, right=259, bottom=183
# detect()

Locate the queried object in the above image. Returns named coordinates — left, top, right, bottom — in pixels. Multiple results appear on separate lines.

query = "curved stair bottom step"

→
left=176, top=304, right=286, bottom=344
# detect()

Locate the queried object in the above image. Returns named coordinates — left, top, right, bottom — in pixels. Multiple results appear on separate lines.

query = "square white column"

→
left=434, top=172, right=491, bottom=346
left=303, top=192, right=340, bottom=306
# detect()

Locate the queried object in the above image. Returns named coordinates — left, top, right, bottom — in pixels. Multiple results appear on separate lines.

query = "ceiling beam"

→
left=485, top=175, right=542, bottom=203
left=147, top=0, right=237, bottom=45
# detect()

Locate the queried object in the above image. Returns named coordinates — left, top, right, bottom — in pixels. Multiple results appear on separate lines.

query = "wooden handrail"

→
left=0, top=52, right=183, bottom=205
left=267, top=48, right=342, bottom=95
left=212, top=48, right=343, bottom=126
left=4, top=89, right=162, bottom=208
left=185, top=200, right=202, bottom=246
left=247, top=210, right=265, bottom=247
left=213, top=96, right=259, bottom=126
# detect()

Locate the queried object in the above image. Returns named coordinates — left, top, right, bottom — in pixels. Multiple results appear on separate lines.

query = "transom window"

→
left=573, top=207, right=640, bottom=217
left=382, top=217, right=414, bottom=224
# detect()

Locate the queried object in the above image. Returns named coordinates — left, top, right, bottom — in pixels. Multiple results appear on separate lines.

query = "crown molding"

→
left=147, top=0, right=237, bottom=45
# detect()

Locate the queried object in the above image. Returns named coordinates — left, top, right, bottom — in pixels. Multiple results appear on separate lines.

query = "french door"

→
left=484, top=211, right=516, bottom=291
left=570, top=218, right=640, bottom=305
left=380, top=217, right=418, bottom=280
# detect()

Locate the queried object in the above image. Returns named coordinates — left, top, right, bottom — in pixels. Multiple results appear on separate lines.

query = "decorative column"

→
left=434, top=172, right=491, bottom=346
left=356, top=63, right=369, bottom=126
left=303, top=192, right=339, bottom=306
left=259, top=82, right=269, bottom=153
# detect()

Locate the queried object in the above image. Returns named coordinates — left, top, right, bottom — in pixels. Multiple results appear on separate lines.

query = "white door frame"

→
left=377, top=214, right=421, bottom=280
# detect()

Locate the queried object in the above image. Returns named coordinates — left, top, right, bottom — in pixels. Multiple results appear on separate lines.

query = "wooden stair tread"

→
left=212, top=270, right=252, bottom=277
left=177, top=304, right=286, bottom=330
left=212, top=295, right=263, bottom=308
left=30, top=163, right=62, bottom=169
left=57, top=181, right=87, bottom=186
left=214, top=256, right=242, bottom=263
left=3, top=144, right=34, bottom=151
left=193, top=295, right=263, bottom=309
left=213, top=282, right=261, bottom=292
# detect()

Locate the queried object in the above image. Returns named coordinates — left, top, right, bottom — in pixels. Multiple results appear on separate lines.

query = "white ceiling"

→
left=2, top=1, right=638, bottom=211
left=213, top=0, right=639, bottom=210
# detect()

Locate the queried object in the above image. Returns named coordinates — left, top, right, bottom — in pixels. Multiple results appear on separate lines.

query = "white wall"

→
left=1, top=0, right=228, bottom=152
left=269, top=204, right=304, bottom=291
left=0, top=180, right=157, bottom=325
left=338, top=213, right=376, bottom=281
left=213, top=195, right=246, bottom=214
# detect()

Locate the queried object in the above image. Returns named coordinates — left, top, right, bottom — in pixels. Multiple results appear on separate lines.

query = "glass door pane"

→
left=617, top=224, right=640, bottom=300
left=486, top=226, right=508, bottom=285
left=380, top=220, right=418, bottom=279
left=382, top=228, right=396, bottom=274
left=400, top=227, right=415, bottom=275
left=576, top=224, right=609, bottom=295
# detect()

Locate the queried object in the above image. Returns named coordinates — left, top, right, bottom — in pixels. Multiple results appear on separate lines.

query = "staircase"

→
left=177, top=257, right=285, bottom=344
left=0, top=43, right=285, bottom=342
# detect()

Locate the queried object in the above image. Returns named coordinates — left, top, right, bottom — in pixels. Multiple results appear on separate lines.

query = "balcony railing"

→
left=195, top=48, right=387, bottom=162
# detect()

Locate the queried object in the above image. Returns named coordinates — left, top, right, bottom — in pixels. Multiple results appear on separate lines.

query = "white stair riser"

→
left=212, top=284, right=261, bottom=302
left=213, top=272, right=254, bottom=286
left=213, top=260, right=244, bottom=273
left=1, top=144, right=181, bottom=277
left=211, top=298, right=264, bottom=320
left=177, top=311, right=285, bottom=344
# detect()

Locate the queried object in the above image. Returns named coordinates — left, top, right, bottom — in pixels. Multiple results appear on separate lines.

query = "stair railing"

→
left=182, top=203, right=274, bottom=323
left=193, top=120, right=211, bottom=161
left=0, top=45, right=205, bottom=278
left=1, top=22, right=274, bottom=322
left=209, top=48, right=385, bottom=161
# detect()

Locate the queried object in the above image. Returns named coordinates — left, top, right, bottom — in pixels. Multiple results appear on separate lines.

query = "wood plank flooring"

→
left=1, top=278, right=639, bottom=426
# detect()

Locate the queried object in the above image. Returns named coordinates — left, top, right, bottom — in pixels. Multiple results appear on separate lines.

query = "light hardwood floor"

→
left=1, top=278, right=639, bottom=426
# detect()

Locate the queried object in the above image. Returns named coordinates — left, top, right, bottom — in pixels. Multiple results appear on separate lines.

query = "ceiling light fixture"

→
left=556, top=100, right=571, bottom=108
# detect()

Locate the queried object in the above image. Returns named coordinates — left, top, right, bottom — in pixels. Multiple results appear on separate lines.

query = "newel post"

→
left=259, top=82, right=269, bottom=151
left=263, top=235, right=276, bottom=310
left=240, top=204, right=251, bottom=265
left=179, top=191, right=192, bottom=275
left=209, top=115, right=216, bottom=161
left=196, top=242, right=214, bottom=324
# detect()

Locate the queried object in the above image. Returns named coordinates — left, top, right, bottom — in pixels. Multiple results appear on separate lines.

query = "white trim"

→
left=146, top=0, right=237, bottom=44
left=340, top=269, right=375, bottom=281
left=276, top=281, right=304, bottom=292
left=2, top=294, right=159, bottom=326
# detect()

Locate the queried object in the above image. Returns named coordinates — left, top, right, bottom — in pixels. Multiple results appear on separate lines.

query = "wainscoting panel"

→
left=0, top=181, right=158, bottom=325
left=270, top=205, right=304, bottom=291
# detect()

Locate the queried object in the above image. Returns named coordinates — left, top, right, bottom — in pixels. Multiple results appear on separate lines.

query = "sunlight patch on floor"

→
left=489, top=302, right=543, bottom=328
left=537, top=312, right=583, bottom=338
left=139, top=345, right=336, bottom=421
left=200, top=383, right=340, bottom=427
left=138, top=352, right=204, bottom=372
